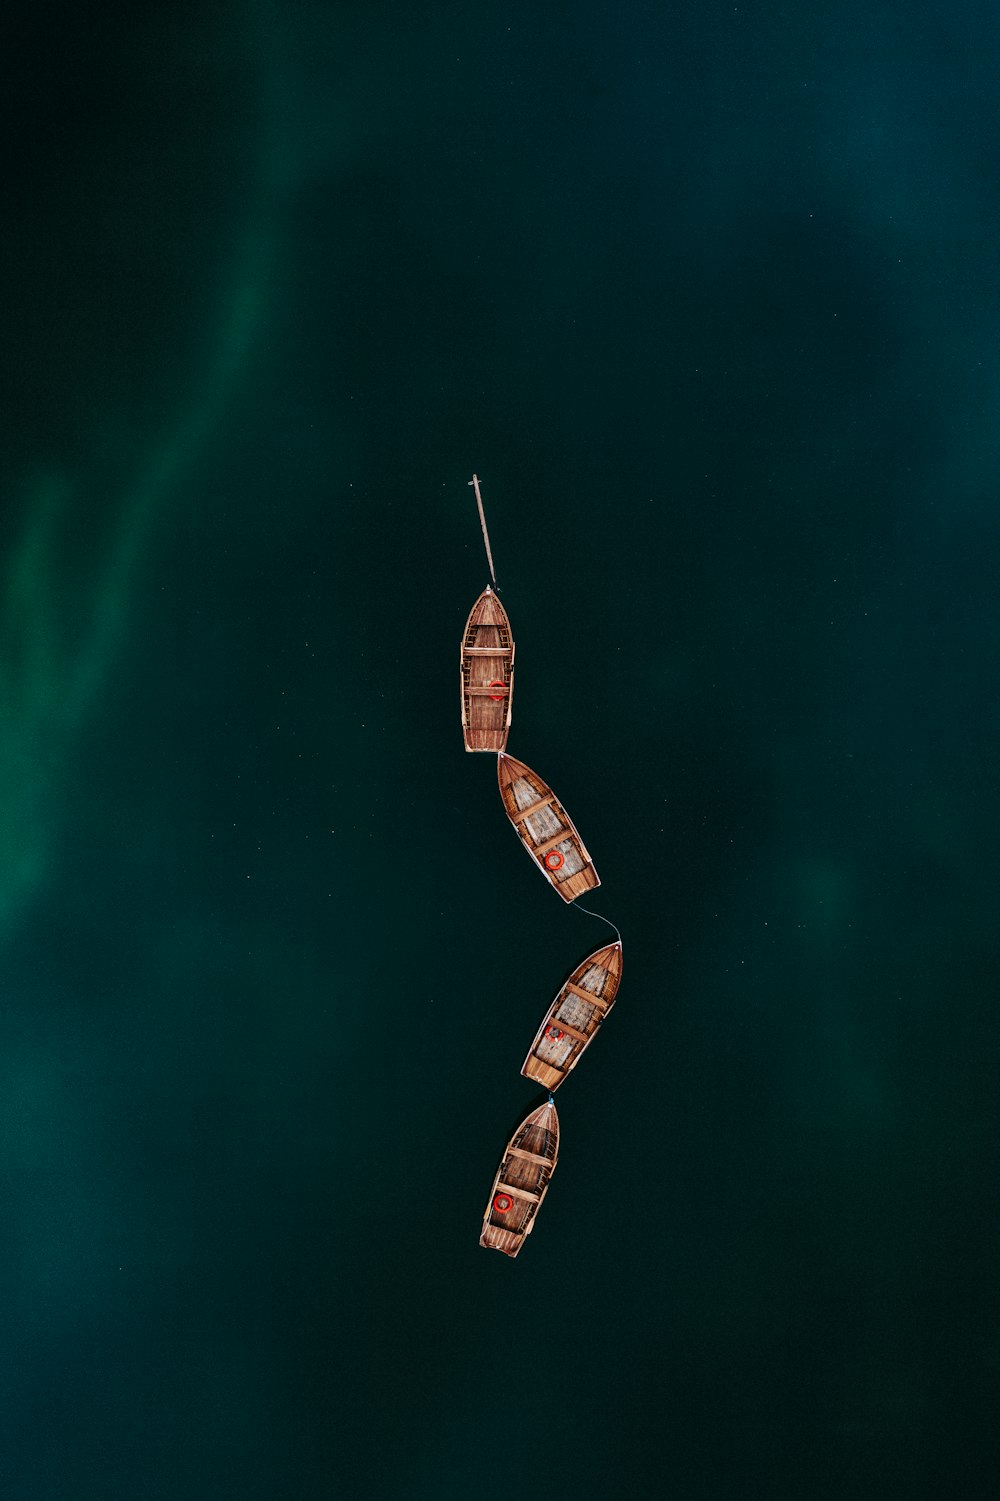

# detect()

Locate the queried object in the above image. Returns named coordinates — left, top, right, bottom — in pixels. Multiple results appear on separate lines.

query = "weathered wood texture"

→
left=497, top=754, right=600, bottom=902
left=480, top=1101, right=560, bottom=1258
left=460, top=588, right=515, bottom=752
left=522, top=943, right=623, bottom=1090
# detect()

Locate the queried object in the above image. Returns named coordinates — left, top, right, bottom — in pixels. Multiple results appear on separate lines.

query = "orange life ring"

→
left=493, top=1192, right=513, bottom=1214
left=547, top=1025, right=564, bottom=1041
left=543, top=849, right=565, bottom=871
left=488, top=679, right=506, bottom=702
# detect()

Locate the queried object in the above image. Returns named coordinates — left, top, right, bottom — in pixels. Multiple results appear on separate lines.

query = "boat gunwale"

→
left=460, top=587, right=515, bottom=752
left=479, top=1100, right=560, bottom=1257
left=496, top=753, right=599, bottom=901
left=520, top=942, right=623, bottom=1089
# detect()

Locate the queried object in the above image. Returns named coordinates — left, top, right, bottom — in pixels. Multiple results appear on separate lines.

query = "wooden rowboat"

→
left=480, top=1099, right=560, bottom=1258
left=522, top=943, right=623, bottom=1091
left=497, top=753, right=599, bottom=902
left=460, top=587, right=515, bottom=752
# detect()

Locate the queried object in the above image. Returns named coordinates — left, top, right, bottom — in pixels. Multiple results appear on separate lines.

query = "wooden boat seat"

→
left=511, top=793, right=556, bottom=823
left=466, top=684, right=510, bottom=696
left=562, top=981, right=608, bottom=1009
left=540, top=1017, right=589, bottom=1044
left=464, top=646, right=513, bottom=656
left=531, top=828, right=572, bottom=858
left=507, top=1146, right=552, bottom=1167
left=495, top=1181, right=540, bottom=1203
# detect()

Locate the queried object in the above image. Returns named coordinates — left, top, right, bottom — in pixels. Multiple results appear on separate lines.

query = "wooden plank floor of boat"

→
left=461, top=587, right=514, bottom=752
left=497, top=752, right=599, bottom=901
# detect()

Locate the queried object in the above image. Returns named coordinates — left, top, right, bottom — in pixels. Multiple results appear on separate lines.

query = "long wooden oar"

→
left=468, top=473, right=497, bottom=587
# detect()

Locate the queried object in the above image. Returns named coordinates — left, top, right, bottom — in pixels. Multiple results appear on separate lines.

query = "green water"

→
left=2, top=2, right=997, bottom=1496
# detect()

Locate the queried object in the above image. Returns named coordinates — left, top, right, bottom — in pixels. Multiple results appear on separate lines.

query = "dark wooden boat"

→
left=497, top=753, right=599, bottom=902
left=480, top=1099, right=560, bottom=1258
left=460, top=587, right=515, bottom=752
left=522, top=943, right=623, bottom=1091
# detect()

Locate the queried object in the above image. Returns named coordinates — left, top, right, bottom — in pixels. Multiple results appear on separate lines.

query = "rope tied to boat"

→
left=571, top=900, right=623, bottom=949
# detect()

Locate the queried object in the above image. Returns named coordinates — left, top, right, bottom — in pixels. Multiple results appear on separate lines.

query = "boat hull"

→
left=522, top=943, right=623, bottom=1090
left=480, top=1100, right=560, bottom=1258
left=497, top=753, right=599, bottom=902
left=460, top=588, right=514, bottom=752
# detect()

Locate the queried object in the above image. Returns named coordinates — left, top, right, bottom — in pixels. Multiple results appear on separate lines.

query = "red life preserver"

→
left=543, top=849, right=565, bottom=871
left=488, top=679, right=506, bottom=702
left=547, top=1025, right=564, bottom=1041
left=493, top=1192, right=513, bottom=1214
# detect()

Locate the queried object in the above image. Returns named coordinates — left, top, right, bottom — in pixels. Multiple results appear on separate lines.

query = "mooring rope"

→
left=468, top=473, right=497, bottom=588
left=572, top=900, right=623, bottom=949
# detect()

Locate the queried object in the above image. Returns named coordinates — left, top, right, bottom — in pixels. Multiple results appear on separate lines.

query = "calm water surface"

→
left=2, top=2, right=997, bottom=1496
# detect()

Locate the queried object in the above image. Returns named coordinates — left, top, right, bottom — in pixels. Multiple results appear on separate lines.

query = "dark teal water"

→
left=2, top=2, right=998, bottom=1496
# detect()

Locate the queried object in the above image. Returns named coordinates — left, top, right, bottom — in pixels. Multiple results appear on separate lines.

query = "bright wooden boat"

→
left=460, top=587, right=515, bottom=752
left=480, top=1099, right=560, bottom=1258
left=522, top=943, right=623, bottom=1091
left=497, top=753, right=599, bottom=902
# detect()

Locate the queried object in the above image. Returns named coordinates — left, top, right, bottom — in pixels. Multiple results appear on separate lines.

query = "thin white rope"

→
left=468, top=473, right=497, bottom=587
left=571, top=900, right=623, bottom=949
